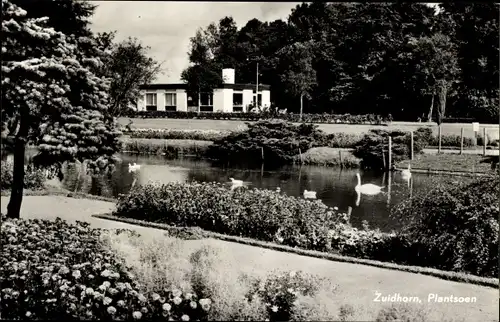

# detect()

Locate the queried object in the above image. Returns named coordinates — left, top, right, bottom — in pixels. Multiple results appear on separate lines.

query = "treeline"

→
left=182, top=3, right=499, bottom=123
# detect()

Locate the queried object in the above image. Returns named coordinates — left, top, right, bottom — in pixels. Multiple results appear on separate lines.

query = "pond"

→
left=33, top=153, right=470, bottom=233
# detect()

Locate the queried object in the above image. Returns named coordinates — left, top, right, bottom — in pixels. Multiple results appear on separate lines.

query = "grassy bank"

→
left=120, top=138, right=212, bottom=158
left=396, top=154, right=498, bottom=174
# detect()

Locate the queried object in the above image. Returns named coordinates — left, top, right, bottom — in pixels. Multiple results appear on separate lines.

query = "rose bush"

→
left=0, top=216, right=212, bottom=320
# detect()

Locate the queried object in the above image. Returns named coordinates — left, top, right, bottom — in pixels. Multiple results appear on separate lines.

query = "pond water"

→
left=31, top=153, right=469, bottom=233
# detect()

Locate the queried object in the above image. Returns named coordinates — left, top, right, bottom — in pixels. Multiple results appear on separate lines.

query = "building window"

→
left=253, top=94, right=262, bottom=106
left=200, top=93, right=213, bottom=112
left=146, top=93, right=157, bottom=111
left=165, top=93, right=177, bottom=111
left=233, top=92, right=243, bottom=112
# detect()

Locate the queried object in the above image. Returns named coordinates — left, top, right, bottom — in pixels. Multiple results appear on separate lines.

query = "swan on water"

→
left=128, top=163, right=141, bottom=173
left=401, top=164, right=411, bottom=180
left=303, top=190, right=317, bottom=199
left=355, top=173, right=384, bottom=195
left=230, top=178, right=244, bottom=190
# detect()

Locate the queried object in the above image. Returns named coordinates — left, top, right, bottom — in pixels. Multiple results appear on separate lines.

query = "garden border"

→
left=91, top=212, right=498, bottom=289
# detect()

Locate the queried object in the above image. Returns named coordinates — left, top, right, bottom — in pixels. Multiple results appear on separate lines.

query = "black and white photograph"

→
left=1, top=1, right=499, bottom=321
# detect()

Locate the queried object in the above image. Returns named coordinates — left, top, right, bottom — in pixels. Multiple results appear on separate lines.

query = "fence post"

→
left=410, top=131, right=414, bottom=160
left=261, top=147, right=264, bottom=161
left=460, top=127, right=464, bottom=155
left=382, top=147, right=386, bottom=170
left=438, top=125, right=442, bottom=154
left=483, top=127, right=487, bottom=156
left=339, top=150, right=343, bottom=168
left=299, top=148, right=303, bottom=164
left=388, top=136, right=392, bottom=171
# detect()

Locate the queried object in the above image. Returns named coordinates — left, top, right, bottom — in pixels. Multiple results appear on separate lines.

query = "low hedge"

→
left=112, top=182, right=497, bottom=278
left=0, top=216, right=212, bottom=320
left=127, top=129, right=232, bottom=141
left=123, top=111, right=390, bottom=125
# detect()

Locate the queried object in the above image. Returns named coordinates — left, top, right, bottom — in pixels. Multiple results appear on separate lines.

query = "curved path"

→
left=1, top=196, right=498, bottom=321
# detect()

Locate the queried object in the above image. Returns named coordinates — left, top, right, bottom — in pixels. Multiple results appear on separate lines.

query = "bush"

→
left=352, top=129, right=427, bottom=170
left=207, top=120, right=330, bottom=166
left=391, top=176, right=499, bottom=278
left=0, top=216, right=212, bottom=320
left=113, top=182, right=348, bottom=250
left=123, top=111, right=390, bottom=124
left=0, top=160, right=46, bottom=190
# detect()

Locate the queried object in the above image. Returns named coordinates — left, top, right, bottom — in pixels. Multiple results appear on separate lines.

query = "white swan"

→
left=128, top=163, right=141, bottom=173
left=401, top=164, right=411, bottom=180
left=355, top=173, right=384, bottom=195
left=230, top=178, right=244, bottom=190
left=303, top=190, right=317, bottom=199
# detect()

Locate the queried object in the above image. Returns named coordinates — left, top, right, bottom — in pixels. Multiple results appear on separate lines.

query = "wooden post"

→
left=410, top=131, right=414, bottom=160
left=460, top=127, right=464, bottom=155
left=299, top=148, right=303, bottom=164
left=388, top=136, right=392, bottom=171
left=347, top=206, right=352, bottom=218
left=381, top=147, right=386, bottom=170
left=339, top=150, right=343, bottom=168
left=261, top=147, right=264, bottom=161
left=387, top=172, right=392, bottom=206
left=438, top=125, right=442, bottom=154
left=483, top=127, right=487, bottom=156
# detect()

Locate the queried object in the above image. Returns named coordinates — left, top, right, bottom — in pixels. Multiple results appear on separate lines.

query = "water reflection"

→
left=3, top=152, right=474, bottom=232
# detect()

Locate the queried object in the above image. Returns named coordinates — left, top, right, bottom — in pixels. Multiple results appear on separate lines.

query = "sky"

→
left=89, top=2, right=439, bottom=84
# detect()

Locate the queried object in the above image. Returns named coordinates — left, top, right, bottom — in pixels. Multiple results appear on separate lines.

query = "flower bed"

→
left=123, top=111, right=390, bottom=125
left=112, top=181, right=498, bottom=278
left=0, top=216, right=212, bottom=320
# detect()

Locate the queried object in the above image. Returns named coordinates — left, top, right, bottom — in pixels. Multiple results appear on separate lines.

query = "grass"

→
left=1, top=194, right=497, bottom=321
left=396, top=154, right=498, bottom=174
left=118, top=117, right=499, bottom=138
left=294, top=147, right=360, bottom=168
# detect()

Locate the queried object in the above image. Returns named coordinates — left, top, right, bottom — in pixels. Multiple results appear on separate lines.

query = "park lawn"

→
left=396, top=153, right=498, bottom=174
left=1, top=195, right=498, bottom=322
left=118, top=117, right=499, bottom=138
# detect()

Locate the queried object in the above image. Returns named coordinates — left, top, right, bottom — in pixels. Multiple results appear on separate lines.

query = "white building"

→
left=135, top=68, right=271, bottom=113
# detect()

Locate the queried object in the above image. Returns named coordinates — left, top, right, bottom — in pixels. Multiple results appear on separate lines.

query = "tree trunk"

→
left=436, top=83, right=447, bottom=125
left=300, top=93, right=304, bottom=121
left=427, top=94, right=434, bottom=122
left=7, top=115, right=29, bottom=219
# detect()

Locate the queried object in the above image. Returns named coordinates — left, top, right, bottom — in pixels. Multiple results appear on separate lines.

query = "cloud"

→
left=89, top=1, right=299, bottom=83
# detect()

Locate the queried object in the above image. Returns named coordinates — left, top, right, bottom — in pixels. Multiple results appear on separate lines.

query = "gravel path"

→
left=1, top=195, right=498, bottom=321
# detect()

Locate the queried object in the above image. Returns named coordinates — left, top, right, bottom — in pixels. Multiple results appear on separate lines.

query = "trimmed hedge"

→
left=123, top=111, right=390, bottom=124
left=0, top=160, right=46, bottom=190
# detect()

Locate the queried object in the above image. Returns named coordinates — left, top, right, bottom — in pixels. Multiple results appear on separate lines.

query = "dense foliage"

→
left=127, top=129, right=232, bottom=141
left=0, top=217, right=212, bottom=320
left=124, top=111, right=390, bottom=124
left=391, top=176, right=499, bottom=277
left=114, top=182, right=348, bottom=249
left=206, top=120, right=329, bottom=166
left=1, top=0, right=122, bottom=218
left=113, top=181, right=498, bottom=278
left=181, top=4, right=498, bottom=122
left=0, top=160, right=45, bottom=190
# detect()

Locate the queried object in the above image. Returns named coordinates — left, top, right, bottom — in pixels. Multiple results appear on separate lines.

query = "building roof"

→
left=139, top=83, right=271, bottom=91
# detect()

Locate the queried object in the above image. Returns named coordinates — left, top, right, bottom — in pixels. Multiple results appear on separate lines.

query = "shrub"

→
left=391, top=176, right=499, bottom=278
left=0, top=160, right=46, bottom=190
left=352, top=129, right=425, bottom=170
left=0, top=216, right=213, bottom=320
left=207, top=120, right=330, bottom=166
left=113, top=182, right=348, bottom=250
